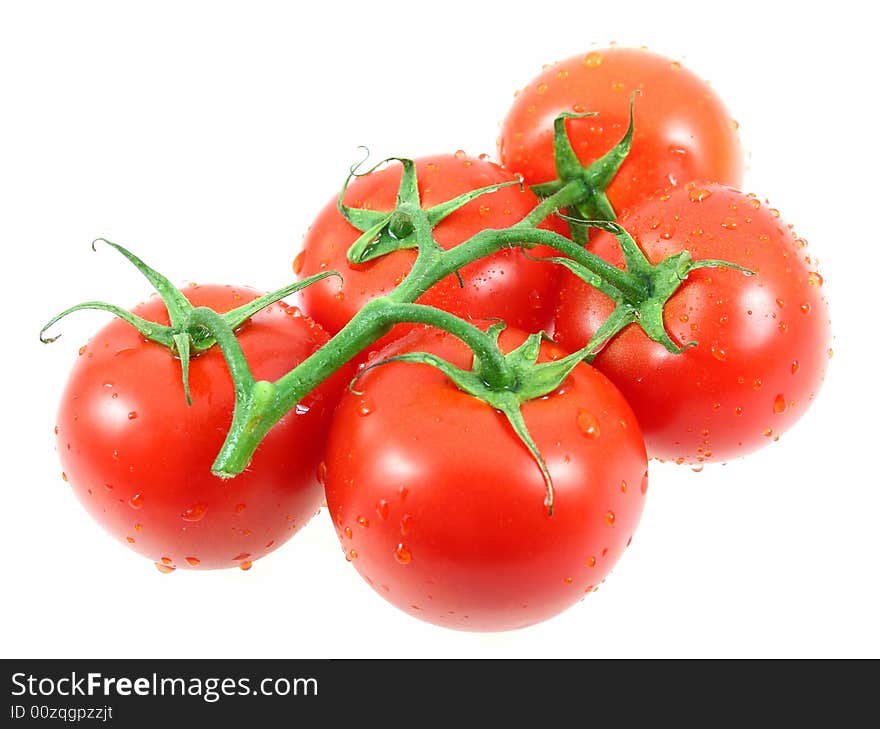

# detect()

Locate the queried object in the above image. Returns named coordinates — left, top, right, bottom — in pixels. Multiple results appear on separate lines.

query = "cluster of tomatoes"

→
left=51, top=47, right=830, bottom=632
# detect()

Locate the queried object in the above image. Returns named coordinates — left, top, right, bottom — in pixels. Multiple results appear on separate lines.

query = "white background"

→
left=2, top=0, right=878, bottom=658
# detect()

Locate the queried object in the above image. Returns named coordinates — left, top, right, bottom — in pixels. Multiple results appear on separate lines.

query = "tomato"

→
left=499, top=47, right=743, bottom=217
left=554, top=182, right=831, bottom=465
left=55, top=285, right=348, bottom=571
left=294, top=153, right=561, bottom=351
left=323, top=325, right=648, bottom=631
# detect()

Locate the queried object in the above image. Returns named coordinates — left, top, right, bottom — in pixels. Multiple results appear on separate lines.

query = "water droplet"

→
left=729, top=119, right=740, bottom=130
left=400, top=514, right=413, bottom=536
left=734, top=407, right=743, bottom=416
left=134, top=523, right=143, bottom=532
left=343, top=527, right=353, bottom=539
left=556, top=69, right=569, bottom=80
left=688, top=187, right=712, bottom=203
left=357, top=397, right=374, bottom=416
left=160, top=557, right=173, bottom=565
left=710, top=346, right=727, bottom=362
left=356, top=515, right=369, bottom=528
left=536, top=83, right=549, bottom=95
left=773, top=394, right=787, bottom=414
left=394, top=543, right=412, bottom=565
left=60, top=471, right=68, bottom=482
left=376, top=499, right=390, bottom=520
left=721, top=218, right=738, bottom=230
left=769, top=208, right=780, bottom=218
left=128, top=493, right=144, bottom=509
left=827, top=348, right=834, bottom=359
left=582, top=51, right=603, bottom=67
left=232, top=552, right=251, bottom=561
left=691, top=464, right=704, bottom=473
left=670, top=60, right=682, bottom=71
left=78, top=345, right=86, bottom=356
left=791, top=361, right=800, bottom=375
left=620, top=480, right=628, bottom=494
left=234, top=503, right=246, bottom=514
left=807, top=272, right=823, bottom=287
left=316, top=461, right=327, bottom=485
left=752, top=379, right=762, bottom=390
left=155, top=563, right=175, bottom=574
left=586, top=556, right=597, bottom=567
left=640, top=471, right=649, bottom=494
left=576, top=409, right=600, bottom=438
left=454, top=149, right=466, bottom=160
left=126, top=536, right=135, bottom=543
left=127, top=411, right=138, bottom=420
left=776, top=298, right=786, bottom=308
left=604, top=511, right=616, bottom=527
left=293, top=251, right=305, bottom=274
left=185, top=557, right=200, bottom=566
left=563, top=576, right=574, bottom=584
left=762, top=427, right=774, bottom=438
left=239, top=560, right=253, bottom=571
left=528, top=290, right=543, bottom=309
left=349, top=550, right=359, bottom=560
left=181, top=503, right=207, bottom=522
left=610, top=80, right=625, bottom=92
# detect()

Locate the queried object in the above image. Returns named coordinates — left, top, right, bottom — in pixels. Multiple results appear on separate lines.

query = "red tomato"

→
left=554, top=183, right=831, bottom=465
left=294, top=153, right=561, bottom=351
left=499, top=47, right=743, bottom=216
left=55, top=285, right=348, bottom=571
left=323, top=325, right=648, bottom=631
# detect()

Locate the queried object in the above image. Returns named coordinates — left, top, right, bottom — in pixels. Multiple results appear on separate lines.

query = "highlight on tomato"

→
left=553, top=182, right=831, bottom=465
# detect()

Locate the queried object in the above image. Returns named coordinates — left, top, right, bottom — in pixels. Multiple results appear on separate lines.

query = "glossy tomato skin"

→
left=323, top=326, right=648, bottom=631
left=295, top=154, right=562, bottom=351
left=554, top=183, right=831, bottom=465
left=55, top=285, right=349, bottom=570
left=499, top=47, right=743, bottom=216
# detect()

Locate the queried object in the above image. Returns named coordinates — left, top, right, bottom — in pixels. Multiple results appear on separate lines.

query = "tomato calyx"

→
left=40, top=238, right=338, bottom=405
left=342, top=156, right=521, bottom=265
left=529, top=93, right=638, bottom=244
left=351, top=320, right=589, bottom=515
left=541, top=220, right=753, bottom=357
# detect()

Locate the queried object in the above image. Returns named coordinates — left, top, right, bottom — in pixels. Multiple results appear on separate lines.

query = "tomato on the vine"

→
left=554, top=182, right=831, bottom=465
left=499, top=46, right=743, bottom=216
left=55, top=285, right=348, bottom=571
left=294, top=153, right=562, bottom=351
left=323, top=325, right=648, bottom=631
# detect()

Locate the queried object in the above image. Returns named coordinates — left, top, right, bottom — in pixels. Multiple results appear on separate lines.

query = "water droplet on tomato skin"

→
left=586, top=556, right=597, bottom=568
left=791, top=361, right=800, bottom=375
left=604, top=511, right=616, bottom=527
left=181, top=504, right=207, bottom=522
left=394, top=544, right=412, bottom=565
left=357, top=398, right=375, bottom=416
left=375, top=499, right=390, bottom=520
left=773, top=394, right=787, bottom=414
left=128, top=493, right=144, bottom=509
left=185, top=557, right=200, bottom=566
left=155, top=563, right=175, bottom=574
left=762, top=427, right=774, bottom=438
left=620, top=480, right=628, bottom=494
left=711, top=346, right=727, bottom=362
left=576, top=409, right=600, bottom=438
left=232, top=552, right=251, bottom=562
left=127, top=411, right=138, bottom=420
left=293, top=250, right=305, bottom=274
left=807, top=272, right=824, bottom=287
left=356, top=515, right=369, bottom=528
left=582, top=51, right=603, bottom=67
left=454, top=149, right=467, bottom=160
left=563, top=576, right=574, bottom=584
left=691, top=464, right=704, bottom=473
left=688, top=187, right=712, bottom=203
left=239, top=560, right=253, bottom=571
left=343, top=527, right=353, bottom=540
left=640, top=471, right=649, bottom=495
left=126, top=536, right=135, bottom=543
